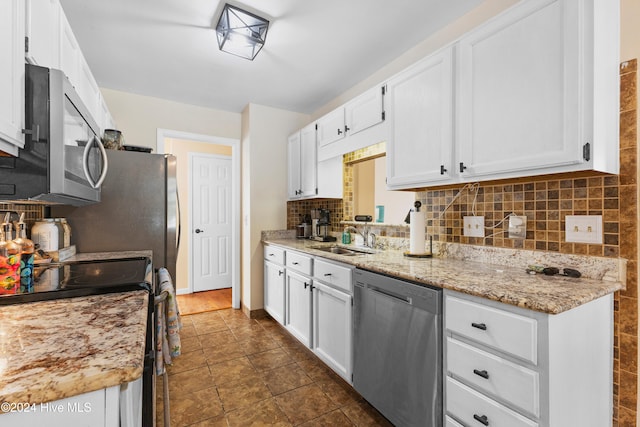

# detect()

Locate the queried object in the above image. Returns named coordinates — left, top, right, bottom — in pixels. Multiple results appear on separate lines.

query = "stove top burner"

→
left=0, top=257, right=153, bottom=305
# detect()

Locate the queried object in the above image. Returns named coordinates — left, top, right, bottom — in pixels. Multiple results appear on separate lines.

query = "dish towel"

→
left=155, top=267, right=182, bottom=375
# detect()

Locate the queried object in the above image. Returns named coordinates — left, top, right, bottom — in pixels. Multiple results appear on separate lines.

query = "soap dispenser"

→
left=0, top=213, right=21, bottom=294
left=13, top=213, right=34, bottom=292
left=342, top=227, right=351, bottom=244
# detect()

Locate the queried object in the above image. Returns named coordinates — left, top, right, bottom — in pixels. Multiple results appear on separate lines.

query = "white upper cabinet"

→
left=455, top=0, right=619, bottom=180
left=25, top=0, right=60, bottom=68
left=317, top=108, right=345, bottom=148
left=386, top=47, right=455, bottom=189
left=288, top=123, right=317, bottom=199
left=0, top=0, right=26, bottom=156
left=58, top=10, right=80, bottom=89
left=344, top=85, right=385, bottom=138
left=77, top=53, right=101, bottom=128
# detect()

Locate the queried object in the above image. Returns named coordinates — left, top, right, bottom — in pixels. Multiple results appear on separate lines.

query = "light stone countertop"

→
left=263, top=237, right=624, bottom=314
left=0, top=290, right=148, bottom=406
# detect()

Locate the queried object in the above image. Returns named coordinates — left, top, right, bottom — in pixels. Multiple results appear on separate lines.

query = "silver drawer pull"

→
left=292, top=262, right=299, bottom=265
left=474, top=414, right=489, bottom=426
left=471, top=322, right=487, bottom=331
left=473, top=369, right=489, bottom=379
left=324, top=273, right=332, bottom=276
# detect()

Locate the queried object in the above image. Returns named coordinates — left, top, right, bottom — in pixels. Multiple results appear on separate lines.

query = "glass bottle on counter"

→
left=0, top=215, right=21, bottom=294
left=13, top=214, right=34, bottom=293
left=31, top=219, right=59, bottom=252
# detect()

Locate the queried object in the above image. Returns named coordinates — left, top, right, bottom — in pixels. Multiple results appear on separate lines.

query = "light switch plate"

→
left=463, top=216, right=484, bottom=237
left=565, top=215, right=603, bottom=244
left=508, top=215, right=527, bottom=239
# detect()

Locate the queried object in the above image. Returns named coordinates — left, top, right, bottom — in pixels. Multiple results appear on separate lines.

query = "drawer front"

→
left=445, top=296, right=538, bottom=364
left=447, top=377, right=538, bottom=427
left=313, top=258, right=353, bottom=293
left=264, top=245, right=285, bottom=264
left=286, top=251, right=313, bottom=275
left=446, top=415, right=465, bottom=427
left=447, top=337, right=539, bottom=416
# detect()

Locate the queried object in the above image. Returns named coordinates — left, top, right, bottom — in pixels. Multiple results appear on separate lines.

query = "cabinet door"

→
left=0, top=0, right=25, bottom=156
left=299, top=123, right=317, bottom=197
left=285, top=270, right=312, bottom=347
left=386, top=48, right=454, bottom=189
left=25, top=0, right=60, bottom=67
left=312, top=281, right=352, bottom=382
left=264, top=260, right=286, bottom=325
left=59, top=10, right=80, bottom=88
left=345, top=85, right=385, bottom=137
left=456, top=0, right=584, bottom=178
left=316, top=108, right=345, bottom=148
left=77, top=54, right=101, bottom=127
left=287, top=131, right=302, bottom=199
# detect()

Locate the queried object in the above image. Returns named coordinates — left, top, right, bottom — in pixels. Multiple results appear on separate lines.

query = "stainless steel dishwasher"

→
left=353, top=268, right=442, bottom=427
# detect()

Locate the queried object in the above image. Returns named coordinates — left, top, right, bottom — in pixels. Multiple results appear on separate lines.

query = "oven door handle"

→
left=82, top=135, right=109, bottom=189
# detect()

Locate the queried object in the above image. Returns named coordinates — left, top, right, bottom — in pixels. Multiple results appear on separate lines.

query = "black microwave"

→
left=0, top=64, right=108, bottom=206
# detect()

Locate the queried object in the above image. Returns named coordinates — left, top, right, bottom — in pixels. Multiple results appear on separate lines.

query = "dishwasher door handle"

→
left=369, top=286, right=412, bottom=305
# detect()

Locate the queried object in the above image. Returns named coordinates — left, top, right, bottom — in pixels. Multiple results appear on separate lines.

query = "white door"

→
left=191, top=153, right=232, bottom=292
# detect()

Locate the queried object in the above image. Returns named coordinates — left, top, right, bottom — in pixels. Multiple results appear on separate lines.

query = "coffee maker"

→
left=311, top=208, right=336, bottom=242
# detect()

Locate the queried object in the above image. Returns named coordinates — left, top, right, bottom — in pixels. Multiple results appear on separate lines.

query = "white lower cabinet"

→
left=312, top=259, right=354, bottom=383
left=1, top=385, right=120, bottom=427
left=264, top=245, right=286, bottom=325
left=444, top=289, right=613, bottom=427
left=285, top=269, right=312, bottom=347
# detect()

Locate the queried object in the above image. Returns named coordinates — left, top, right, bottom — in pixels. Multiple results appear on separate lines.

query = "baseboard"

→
left=240, top=302, right=267, bottom=319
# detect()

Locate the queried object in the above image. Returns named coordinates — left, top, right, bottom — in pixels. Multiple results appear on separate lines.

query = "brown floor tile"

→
left=209, top=356, right=261, bottom=386
left=179, top=336, right=203, bottom=354
left=204, top=340, right=246, bottom=365
left=167, top=349, right=208, bottom=374
left=300, top=409, right=356, bottom=427
left=199, top=330, right=237, bottom=348
left=167, top=365, right=214, bottom=395
left=231, top=323, right=272, bottom=341
left=179, top=323, right=197, bottom=338
left=193, top=318, right=229, bottom=335
left=315, top=377, right=362, bottom=407
left=226, top=397, right=293, bottom=426
left=238, top=335, right=281, bottom=355
left=248, top=347, right=295, bottom=371
left=187, top=415, right=229, bottom=427
left=189, top=310, right=224, bottom=324
left=261, top=363, right=314, bottom=395
left=281, top=341, right=316, bottom=362
left=296, top=358, right=336, bottom=382
left=275, top=384, right=339, bottom=425
left=341, top=400, right=393, bottom=427
left=167, top=386, right=223, bottom=426
left=217, top=377, right=273, bottom=412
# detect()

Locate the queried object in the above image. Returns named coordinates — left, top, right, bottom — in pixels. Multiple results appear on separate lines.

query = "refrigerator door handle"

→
left=176, top=188, right=182, bottom=254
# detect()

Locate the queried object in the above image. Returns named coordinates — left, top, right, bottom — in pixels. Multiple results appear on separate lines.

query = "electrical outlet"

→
left=463, top=216, right=484, bottom=237
left=565, top=215, right=603, bottom=244
left=508, top=215, right=527, bottom=239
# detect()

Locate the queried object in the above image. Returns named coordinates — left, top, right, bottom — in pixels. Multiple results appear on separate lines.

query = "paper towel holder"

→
left=404, top=201, right=432, bottom=258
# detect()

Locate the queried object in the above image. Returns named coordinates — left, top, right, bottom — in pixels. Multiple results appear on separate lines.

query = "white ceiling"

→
left=59, top=0, right=482, bottom=114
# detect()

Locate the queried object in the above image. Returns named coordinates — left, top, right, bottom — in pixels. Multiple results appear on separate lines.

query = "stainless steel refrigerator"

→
left=52, top=150, right=179, bottom=281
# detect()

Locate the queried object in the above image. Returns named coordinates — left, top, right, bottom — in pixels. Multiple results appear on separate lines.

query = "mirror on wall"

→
left=352, top=155, right=415, bottom=224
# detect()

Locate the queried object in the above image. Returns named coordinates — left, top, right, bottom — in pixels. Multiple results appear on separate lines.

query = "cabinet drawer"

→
left=264, top=245, right=285, bottom=264
left=447, top=377, right=538, bottom=427
left=313, top=258, right=353, bottom=293
left=445, top=296, right=537, bottom=364
left=286, top=251, right=313, bottom=275
left=445, top=415, right=465, bottom=427
left=447, top=337, right=539, bottom=416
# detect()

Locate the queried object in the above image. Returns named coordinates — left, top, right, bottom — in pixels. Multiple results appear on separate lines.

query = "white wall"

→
left=241, top=104, right=309, bottom=313
left=101, top=88, right=241, bottom=152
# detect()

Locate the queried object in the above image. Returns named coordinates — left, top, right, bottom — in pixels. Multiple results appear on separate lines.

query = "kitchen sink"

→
left=311, top=245, right=374, bottom=256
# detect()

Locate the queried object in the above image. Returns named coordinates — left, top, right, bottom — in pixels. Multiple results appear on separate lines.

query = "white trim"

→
left=157, top=128, right=241, bottom=309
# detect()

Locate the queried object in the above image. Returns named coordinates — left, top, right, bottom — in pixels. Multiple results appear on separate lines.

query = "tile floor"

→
left=156, top=308, right=392, bottom=426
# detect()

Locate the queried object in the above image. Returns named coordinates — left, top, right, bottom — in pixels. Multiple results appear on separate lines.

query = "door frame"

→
left=157, top=128, right=241, bottom=309
left=188, top=152, right=232, bottom=293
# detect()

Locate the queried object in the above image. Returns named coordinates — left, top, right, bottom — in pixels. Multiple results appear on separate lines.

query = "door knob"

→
left=195, top=229, right=204, bottom=233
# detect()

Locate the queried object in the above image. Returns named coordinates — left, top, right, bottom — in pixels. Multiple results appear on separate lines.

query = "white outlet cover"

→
left=565, top=215, right=603, bottom=244
left=463, top=216, right=484, bottom=237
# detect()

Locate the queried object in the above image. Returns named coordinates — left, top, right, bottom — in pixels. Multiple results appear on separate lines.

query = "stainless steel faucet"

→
left=345, top=225, right=375, bottom=248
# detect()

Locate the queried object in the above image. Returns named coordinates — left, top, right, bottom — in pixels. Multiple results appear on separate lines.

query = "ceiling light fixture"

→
left=215, top=3, right=269, bottom=61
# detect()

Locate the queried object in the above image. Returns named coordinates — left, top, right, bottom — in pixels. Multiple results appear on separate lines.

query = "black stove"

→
left=0, top=257, right=153, bottom=305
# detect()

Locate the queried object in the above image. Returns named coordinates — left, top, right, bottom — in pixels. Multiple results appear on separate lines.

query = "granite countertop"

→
left=0, top=290, right=148, bottom=406
left=263, top=238, right=625, bottom=314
